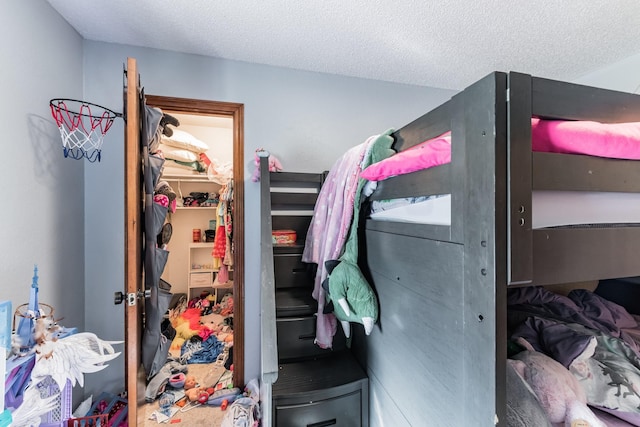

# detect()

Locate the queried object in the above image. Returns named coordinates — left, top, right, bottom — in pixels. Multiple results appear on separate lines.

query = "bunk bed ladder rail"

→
left=259, top=155, right=278, bottom=427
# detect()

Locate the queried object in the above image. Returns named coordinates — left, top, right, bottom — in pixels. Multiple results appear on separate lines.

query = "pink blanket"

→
left=531, top=118, right=640, bottom=159
left=361, top=119, right=640, bottom=182
left=302, top=137, right=374, bottom=349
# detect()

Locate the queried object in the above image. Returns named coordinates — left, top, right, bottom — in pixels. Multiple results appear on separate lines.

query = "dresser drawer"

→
left=275, top=390, right=361, bottom=427
left=277, top=316, right=326, bottom=360
left=274, top=254, right=313, bottom=288
left=189, top=272, right=212, bottom=287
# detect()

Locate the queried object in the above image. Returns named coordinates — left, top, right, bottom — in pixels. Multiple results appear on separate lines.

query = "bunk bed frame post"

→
left=506, top=72, right=533, bottom=285
left=459, top=72, right=508, bottom=426
left=259, top=156, right=278, bottom=427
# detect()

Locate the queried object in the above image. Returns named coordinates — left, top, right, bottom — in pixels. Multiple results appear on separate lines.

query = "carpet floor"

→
left=142, top=363, right=230, bottom=427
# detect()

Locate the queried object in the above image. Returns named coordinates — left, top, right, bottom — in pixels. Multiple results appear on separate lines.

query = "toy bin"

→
left=66, top=414, right=109, bottom=427
left=85, top=392, right=127, bottom=427
left=38, top=378, right=73, bottom=427
left=103, top=397, right=127, bottom=427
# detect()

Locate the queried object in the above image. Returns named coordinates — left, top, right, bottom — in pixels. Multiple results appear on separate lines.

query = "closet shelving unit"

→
left=261, top=166, right=369, bottom=427
left=161, top=173, right=224, bottom=299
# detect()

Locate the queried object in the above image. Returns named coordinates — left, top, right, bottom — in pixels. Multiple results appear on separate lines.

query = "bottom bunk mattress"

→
left=369, top=191, right=640, bottom=228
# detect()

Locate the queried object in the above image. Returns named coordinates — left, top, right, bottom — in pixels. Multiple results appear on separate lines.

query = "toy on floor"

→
left=509, top=338, right=605, bottom=427
left=205, top=387, right=242, bottom=406
left=184, top=383, right=208, bottom=403
left=184, top=375, right=197, bottom=390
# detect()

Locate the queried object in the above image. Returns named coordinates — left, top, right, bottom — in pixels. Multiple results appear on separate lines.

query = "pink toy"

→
left=509, top=338, right=605, bottom=427
left=252, top=148, right=283, bottom=182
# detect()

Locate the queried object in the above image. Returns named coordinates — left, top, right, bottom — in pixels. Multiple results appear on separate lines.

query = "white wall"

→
left=0, top=2, right=85, bottom=340
left=574, top=52, right=640, bottom=93
left=81, top=40, right=456, bottom=394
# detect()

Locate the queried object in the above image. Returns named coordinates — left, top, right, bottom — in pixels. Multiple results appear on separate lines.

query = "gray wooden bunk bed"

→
left=347, top=71, right=640, bottom=426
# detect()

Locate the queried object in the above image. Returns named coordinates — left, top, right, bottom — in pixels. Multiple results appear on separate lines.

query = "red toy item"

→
left=197, top=391, right=210, bottom=404
left=221, top=399, right=229, bottom=410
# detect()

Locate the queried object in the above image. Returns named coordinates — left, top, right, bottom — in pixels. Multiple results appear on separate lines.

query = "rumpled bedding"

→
left=510, top=287, right=640, bottom=425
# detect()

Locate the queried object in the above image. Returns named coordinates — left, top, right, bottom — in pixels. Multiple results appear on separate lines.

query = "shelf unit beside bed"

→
left=262, top=169, right=369, bottom=427
left=350, top=72, right=640, bottom=426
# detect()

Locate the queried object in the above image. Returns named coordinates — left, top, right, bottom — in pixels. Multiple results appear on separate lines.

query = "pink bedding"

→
left=361, top=119, right=640, bottom=182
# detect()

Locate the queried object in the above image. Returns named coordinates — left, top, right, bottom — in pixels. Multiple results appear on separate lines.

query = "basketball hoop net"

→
left=49, top=98, right=121, bottom=162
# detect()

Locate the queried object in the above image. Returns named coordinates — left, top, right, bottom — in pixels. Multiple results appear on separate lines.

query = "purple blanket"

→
left=509, top=287, right=638, bottom=350
left=510, top=287, right=640, bottom=425
left=302, top=139, right=372, bottom=348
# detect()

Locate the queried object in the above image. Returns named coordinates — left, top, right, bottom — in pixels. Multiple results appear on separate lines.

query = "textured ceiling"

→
left=46, top=0, right=640, bottom=90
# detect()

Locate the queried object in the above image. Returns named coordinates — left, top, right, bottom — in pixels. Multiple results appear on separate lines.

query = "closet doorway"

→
left=145, top=94, right=245, bottom=385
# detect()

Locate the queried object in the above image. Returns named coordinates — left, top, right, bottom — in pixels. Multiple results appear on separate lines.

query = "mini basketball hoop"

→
left=50, top=98, right=122, bottom=162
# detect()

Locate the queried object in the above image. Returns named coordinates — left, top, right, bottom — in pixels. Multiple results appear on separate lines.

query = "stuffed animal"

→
left=251, top=148, right=283, bottom=182
left=508, top=338, right=605, bottom=427
left=506, top=359, right=552, bottom=427
left=322, top=259, right=377, bottom=337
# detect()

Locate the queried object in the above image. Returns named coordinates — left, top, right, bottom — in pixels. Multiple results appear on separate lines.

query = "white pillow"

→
left=161, top=128, right=209, bottom=153
left=159, top=143, right=199, bottom=163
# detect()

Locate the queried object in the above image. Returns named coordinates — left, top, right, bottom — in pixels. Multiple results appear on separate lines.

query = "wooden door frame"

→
left=124, top=57, right=145, bottom=426
left=144, top=95, right=245, bottom=387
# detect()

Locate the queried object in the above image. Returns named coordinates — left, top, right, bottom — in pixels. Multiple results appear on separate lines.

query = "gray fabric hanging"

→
left=144, top=282, right=173, bottom=379
left=140, top=101, right=173, bottom=379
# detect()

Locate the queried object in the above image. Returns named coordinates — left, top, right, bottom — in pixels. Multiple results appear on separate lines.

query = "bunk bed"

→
left=341, top=72, right=640, bottom=426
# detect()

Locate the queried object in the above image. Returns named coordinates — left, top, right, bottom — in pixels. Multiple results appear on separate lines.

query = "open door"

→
left=124, top=57, right=146, bottom=426
left=124, top=58, right=245, bottom=425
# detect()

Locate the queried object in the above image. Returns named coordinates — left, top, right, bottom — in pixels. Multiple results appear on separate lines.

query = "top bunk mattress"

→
left=369, top=191, right=640, bottom=228
left=364, top=117, right=640, bottom=228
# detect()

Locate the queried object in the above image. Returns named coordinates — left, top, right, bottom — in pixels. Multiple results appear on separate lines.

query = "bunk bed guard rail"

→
left=374, top=72, right=640, bottom=286
left=507, top=72, right=640, bottom=285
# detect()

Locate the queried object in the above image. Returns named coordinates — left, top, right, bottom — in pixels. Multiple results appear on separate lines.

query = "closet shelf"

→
left=189, top=243, right=214, bottom=248
left=175, top=206, right=217, bottom=210
left=189, top=268, right=215, bottom=273
left=162, top=173, right=211, bottom=182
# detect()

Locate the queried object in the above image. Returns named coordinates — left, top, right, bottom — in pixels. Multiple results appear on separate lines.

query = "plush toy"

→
left=251, top=148, right=283, bottom=182
left=170, top=321, right=199, bottom=351
left=506, top=359, right=552, bottom=427
left=509, top=338, right=605, bottom=427
left=200, top=312, right=226, bottom=337
left=322, top=259, right=377, bottom=337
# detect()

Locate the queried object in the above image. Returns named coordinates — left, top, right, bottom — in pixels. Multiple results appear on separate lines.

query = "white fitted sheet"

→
left=369, top=191, right=640, bottom=228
